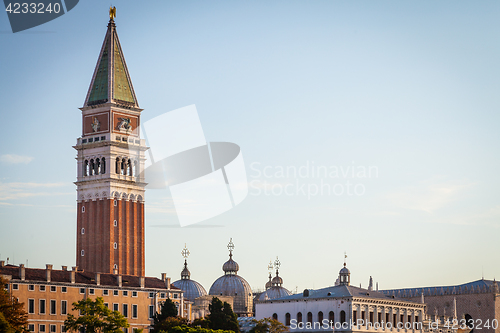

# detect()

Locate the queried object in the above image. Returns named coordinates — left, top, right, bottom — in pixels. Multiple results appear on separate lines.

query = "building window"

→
left=123, top=291, right=128, bottom=296
left=160, top=293, right=165, bottom=299
left=353, top=310, right=357, bottom=322
left=103, top=290, right=109, bottom=296
left=341, top=310, right=346, bottom=324
left=81, top=228, right=85, bottom=235
left=114, top=200, right=117, bottom=206
left=39, top=325, right=46, bottom=332
left=61, top=287, right=67, bottom=293
left=61, top=326, right=66, bottom=333
left=114, top=220, right=117, bottom=227
left=89, top=289, right=95, bottom=295
left=318, top=311, right=323, bottom=323
left=50, top=324, right=56, bottom=332
left=285, top=313, right=291, bottom=326
left=173, top=293, right=178, bottom=299
left=149, top=305, right=154, bottom=319
left=297, top=312, right=302, bottom=323
left=114, top=243, right=117, bottom=249
left=329, top=311, right=334, bottom=322
left=113, top=304, right=119, bottom=312
left=273, top=313, right=278, bottom=321
left=415, top=316, right=419, bottom=324
left=80, top=288, right=85, bottom=294
left=39, top=299, right=46, bottom=314
left=40, top=285, right=46, bottom=292
left=82, top=206, right=85, bottom=213
left=113, top=264, right=118, bottom=270
left=50, top=286, right=56, bottom=292
left=104, top=303, right=109, bottom=308
left=132, top=304, right=138, bottom=319
left=28, top=324, right=34, bottom=331
left=12, top=284, right=18, bottom=290
left=50, top=300, right=56, bottom=315
left=149, top=292, right=154, bottom=298
left=81, top=250, right=85, bottom=256
left=393, top=314, right=397, bottom=325
left=28, top=284, right=34, bottom=291
left=132, top=291, right=137, bottom=297
left=307, top=312, right=312, bottom=324
left=369, top=312, right=374, bottom=324
left=28, top=299, right=35, bottom=314
left=122, top=304, right=128, bottom=317
left=113, top=290, right=119, bottom=296
left=61, top=300, right=67, bottom=315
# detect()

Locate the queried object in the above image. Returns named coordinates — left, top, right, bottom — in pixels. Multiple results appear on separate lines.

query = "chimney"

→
left=117, top=275, right=122, bottom=288
left=46, top=264, right=53, bottom=282
left=19, top=264, right=25, bottom=281
left=95, top=273, right=100, bottom=286
left=0, top=261, right=4, bottom=267
left=71, top=266, right=78, bottom=284
left=61, top=266, right=67, bottom=271
left=161, top=273, right=166, bottom=282
left=166, top=277, right=171, bottom=290
left=140, top=277, right=145, bottom=289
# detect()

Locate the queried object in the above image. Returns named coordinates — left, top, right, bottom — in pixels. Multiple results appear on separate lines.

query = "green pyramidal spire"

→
left=84, top=18, right=138, bottom=108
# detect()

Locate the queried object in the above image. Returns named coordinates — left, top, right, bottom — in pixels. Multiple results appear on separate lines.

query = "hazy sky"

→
left=1, top=1, right=499, bottom=294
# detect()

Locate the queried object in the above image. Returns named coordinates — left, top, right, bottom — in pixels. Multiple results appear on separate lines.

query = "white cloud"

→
left=0, top=182, right=70, bottom=201
left=0, top=154, right=34, bottom=164
left=385, top=178, right=474, bottom=214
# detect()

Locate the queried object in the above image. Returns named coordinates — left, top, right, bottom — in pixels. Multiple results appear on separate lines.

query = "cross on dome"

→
left=182, top=244, right=190, bottom=259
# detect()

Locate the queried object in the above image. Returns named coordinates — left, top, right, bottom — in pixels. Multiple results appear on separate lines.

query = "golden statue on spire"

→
left=109, top=6, right=116, bottom=21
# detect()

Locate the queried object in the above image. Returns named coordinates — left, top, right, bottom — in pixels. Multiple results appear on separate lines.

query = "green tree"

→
left=151, top=299, right=180, bottom=333
left=189, top=318, right=209, bottom=329
left=249, top=318, right=288, bottom=333
left=206, top=298, right=239, bottom=333
left=167, top=325, right=235, bottom=333
left=151, top=316, right=187, bottom=333
left=0, top=276, right=28, bottom=333
left=64, top=297, right=129, bottom=333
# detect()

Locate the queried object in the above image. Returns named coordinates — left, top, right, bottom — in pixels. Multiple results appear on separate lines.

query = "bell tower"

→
left=74, top=10, right=148, bottom=276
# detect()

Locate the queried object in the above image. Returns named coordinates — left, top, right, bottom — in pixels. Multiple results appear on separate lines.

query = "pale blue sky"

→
left=0, top=1, right=499, bottom=294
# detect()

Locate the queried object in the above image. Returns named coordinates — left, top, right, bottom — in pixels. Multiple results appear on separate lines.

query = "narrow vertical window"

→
left=81, top=228, right=85, bottom=235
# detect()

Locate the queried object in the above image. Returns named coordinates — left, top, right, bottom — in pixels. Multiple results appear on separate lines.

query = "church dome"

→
left=258, top=256, right=290, bottom=301
left=258, top=286, right=292, bottom=301
left=172, top=278, right=207, bottom=301
left=172, top=245, right=208, bottom=301
left=209, top=239, right=253, bottom=317
left=223, top=258, right=239, bottom=274
left=272, top=275, right=283, bottom=286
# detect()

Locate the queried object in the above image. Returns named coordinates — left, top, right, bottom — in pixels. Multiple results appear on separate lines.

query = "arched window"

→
left=116, top=158, right=120, bottom=174
left=121, top=159, right=126, bottom=175
left=272, top=313, right=278, bottom=321
left=84, top=160, right=88, bottom=176
left=95, top=158, right=100, bottom=175
left=89, top=159, right=95, bottom=176
left=101, top=157, right=106, bottom=174
left=341, top=310, right=346, bottom=324
left=285, top=313, right=291, bottom=326
left=307, top=312, right=312, bottom=324
left=318, top=311, right=323, bottom=323
left=329, top=311, right=334, bottom=322
left=297, top=312, right=302, bottom=323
